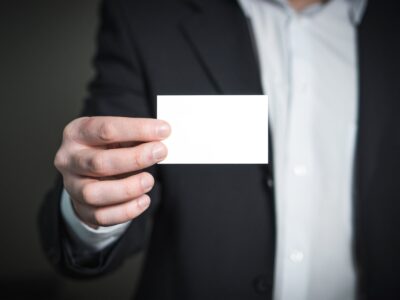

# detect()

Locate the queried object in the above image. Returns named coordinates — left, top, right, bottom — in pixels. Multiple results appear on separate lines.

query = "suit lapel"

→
left=180, top=0, right=263, bottom=95
left=180, top=0, right=392, bottom=199
left=179, top=0, right=274, bottom=226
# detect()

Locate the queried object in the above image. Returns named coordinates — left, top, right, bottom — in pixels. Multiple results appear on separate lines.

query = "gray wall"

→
left=0, top=1, right=142, bottom=299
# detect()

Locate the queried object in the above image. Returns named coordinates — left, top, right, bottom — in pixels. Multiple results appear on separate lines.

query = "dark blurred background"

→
left=0, top=1, right=142, bottom=299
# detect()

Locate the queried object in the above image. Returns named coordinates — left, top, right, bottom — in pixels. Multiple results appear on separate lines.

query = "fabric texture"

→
left=38, top=0, right=400, bottom=299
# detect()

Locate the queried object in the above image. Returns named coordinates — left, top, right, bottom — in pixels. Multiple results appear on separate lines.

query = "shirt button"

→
left=289, top=250, right=304, bottom=263
left=293, top=165, right=307, bottom=176
left=267, top=178, right=273, bottom=188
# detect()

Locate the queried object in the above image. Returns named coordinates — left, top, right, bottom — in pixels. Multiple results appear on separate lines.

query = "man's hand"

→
left=54, top=116, right=170, bottom=228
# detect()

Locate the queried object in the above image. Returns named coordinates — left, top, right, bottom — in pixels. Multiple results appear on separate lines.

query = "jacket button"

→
left=253, top=275, right=271, bottom=295
left=267, top=178, right=273, bottom=188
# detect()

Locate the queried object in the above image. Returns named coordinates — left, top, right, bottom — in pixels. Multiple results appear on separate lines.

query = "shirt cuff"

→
left=60, top=189, right=131, bottom=252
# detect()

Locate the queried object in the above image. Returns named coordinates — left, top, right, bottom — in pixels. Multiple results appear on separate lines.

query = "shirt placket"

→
left=277, top=13, right=315, bottom=300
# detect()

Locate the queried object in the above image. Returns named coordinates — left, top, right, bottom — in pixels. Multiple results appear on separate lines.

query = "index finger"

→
left=73, top=117, right=171, bottom=146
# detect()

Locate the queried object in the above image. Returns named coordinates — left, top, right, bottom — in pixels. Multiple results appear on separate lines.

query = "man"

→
left=39, top=0, right=400, bottom=299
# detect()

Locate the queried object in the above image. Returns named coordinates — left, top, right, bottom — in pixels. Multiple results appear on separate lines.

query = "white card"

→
left=157, top=95, right=268, bottom=164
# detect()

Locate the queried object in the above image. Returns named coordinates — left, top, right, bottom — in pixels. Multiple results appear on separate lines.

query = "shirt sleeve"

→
left=60, top=189, right=131, bottom=252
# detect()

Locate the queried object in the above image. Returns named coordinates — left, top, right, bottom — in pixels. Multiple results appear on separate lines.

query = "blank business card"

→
left=157, top=95, right=268, bottom=164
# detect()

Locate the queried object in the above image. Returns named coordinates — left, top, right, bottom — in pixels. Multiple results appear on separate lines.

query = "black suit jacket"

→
left=39, top=0, right=400, bottom=299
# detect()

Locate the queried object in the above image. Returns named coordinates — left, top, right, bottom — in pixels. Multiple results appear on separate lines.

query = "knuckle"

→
left=54, top=150, right=68, bottom=171
left=98, top=122, right=116, bottom=142
left=88, top=152, right=106, bottom=174
left=73, top=151, right=86, bottom=171
left=77, top=116, right=91, bottom=125
left=62, top=121, right=77, bottom=142
left=79, top=116, right=95, bottom=136
left=63, top=117, right=90, bottom=142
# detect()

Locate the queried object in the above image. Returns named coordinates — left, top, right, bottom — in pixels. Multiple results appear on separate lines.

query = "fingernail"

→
left=156, top=123, right=171, bottom=138
left=140, top=175, right=153, bottom=192
left=152, top=144, right=167, bottom=161
left=138, top=195, right=151, bottom=209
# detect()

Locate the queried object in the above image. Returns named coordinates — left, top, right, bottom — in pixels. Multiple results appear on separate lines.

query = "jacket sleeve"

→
left=38, top=0, right=160, bottom=278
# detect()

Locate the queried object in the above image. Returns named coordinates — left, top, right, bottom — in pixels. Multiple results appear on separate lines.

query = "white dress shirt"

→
left=62, top=0, right=367, bottom=299
left=237, top=0, right=366, bottom=299
left=61, top=189, right=130, bottom=251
